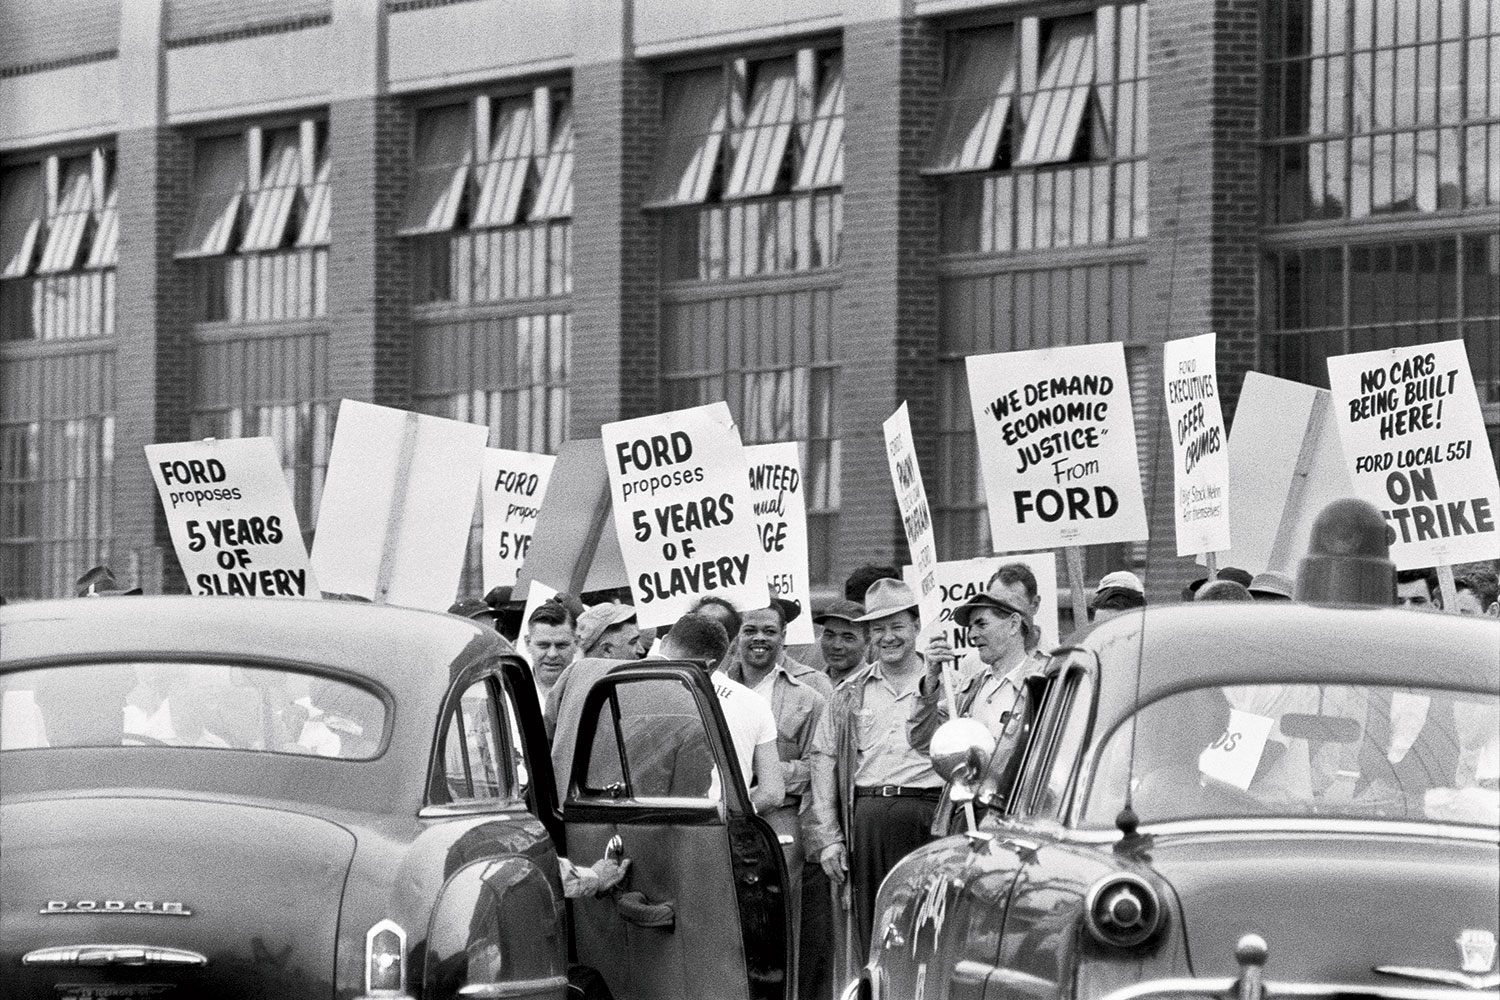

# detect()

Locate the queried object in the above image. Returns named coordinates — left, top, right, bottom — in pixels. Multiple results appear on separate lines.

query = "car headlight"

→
left=1084, top=873, right=1164, bottom=949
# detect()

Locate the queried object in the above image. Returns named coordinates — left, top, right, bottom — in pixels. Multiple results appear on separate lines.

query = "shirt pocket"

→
left=777, top=701, right=813, bottom=760
left=854, top=708, right=878, bottom=753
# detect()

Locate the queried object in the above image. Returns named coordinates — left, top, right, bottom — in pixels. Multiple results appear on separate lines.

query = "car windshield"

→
left=0, top=661, right=386, bottom=760
left=1081, top=683, right=1499, bottom=829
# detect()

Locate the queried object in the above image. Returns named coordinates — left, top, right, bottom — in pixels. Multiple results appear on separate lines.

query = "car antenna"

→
left=1117, top=162, right=1185, bottom=859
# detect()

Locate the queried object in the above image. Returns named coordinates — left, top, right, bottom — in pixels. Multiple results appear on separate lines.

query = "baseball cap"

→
left=813, top=599, right=866, bottom=626
left=1247, top=570, right=1295, bottom=600
left=1091, top=570, right=1144, bottom=607
left=448, top=596, right=499, bottom=622
left=576, top=602, right=638, bottom=653
left=953, top=591, right=1032, bottom=628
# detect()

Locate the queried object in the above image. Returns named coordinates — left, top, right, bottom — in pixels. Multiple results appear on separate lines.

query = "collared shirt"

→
left=852, top=662, right=941, bottom=788
left=970, top=662, right=1027, bottom=736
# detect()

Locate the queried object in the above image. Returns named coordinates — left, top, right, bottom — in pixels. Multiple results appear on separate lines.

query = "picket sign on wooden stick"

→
left=1205, top=551, right=1220, bottom=576
left=1064, top=545, right=1089, bottom=629
left=1437, top=563, right=1459, bottom=614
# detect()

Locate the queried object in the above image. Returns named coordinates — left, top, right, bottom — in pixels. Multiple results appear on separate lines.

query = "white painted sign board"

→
left=482, top=448, right=557, bottom=591
left=1163, top=333, right=1231, bottom=556
left=884, top=402, right=944, bottom=629
left=745, top=441, right=815, bottom=645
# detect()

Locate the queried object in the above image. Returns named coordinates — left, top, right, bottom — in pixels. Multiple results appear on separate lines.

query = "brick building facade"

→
left=2, top=0, right=1496, bottom=606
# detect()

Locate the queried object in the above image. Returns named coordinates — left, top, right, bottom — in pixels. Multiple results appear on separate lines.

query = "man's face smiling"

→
left=526, top=623, right=576, bottom=686
left=820, top=619, right=866, bottom=674
left=738, top=608, right=785, bottom=672
left=868, top=613, right=917, bottom=666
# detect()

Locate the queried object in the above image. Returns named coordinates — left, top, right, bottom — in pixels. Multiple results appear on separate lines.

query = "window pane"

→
left=178, top=135, right=247, bottom=258
left=648, top=68, right=729, bottom=207
left=928, top=27, right=1017, bottom=173
left=1016, top=17, right=1097, bottom=166
left=400, top=105, right=473, bottom=235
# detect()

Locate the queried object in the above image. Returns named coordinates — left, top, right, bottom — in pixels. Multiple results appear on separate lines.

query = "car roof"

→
left=1076, top=603, right=1499, bottom=736
left=0, top=596, right=511, bottom=708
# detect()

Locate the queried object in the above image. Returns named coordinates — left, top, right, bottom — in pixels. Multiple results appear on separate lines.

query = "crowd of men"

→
left=443, top=555, right=1498, bottom=1000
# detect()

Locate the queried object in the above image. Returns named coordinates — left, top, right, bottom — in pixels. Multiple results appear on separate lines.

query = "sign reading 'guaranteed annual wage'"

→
left=744, top=441, right=815, bottom=645
left=1326, top=340, right=1500, bottom=569
left=1163, top=333, right=1231, bottom=556
left=602, top=402, right=766, bottom=629
left=482, top=448, right=556, bottom=591
left=967, top=343, right=1149, bottom=549
left=884, top=402, right=945, bottom=629
left=145, top=437, right=316, bottom=598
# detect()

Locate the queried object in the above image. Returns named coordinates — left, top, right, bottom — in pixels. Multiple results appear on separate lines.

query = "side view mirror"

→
left=930, top=719, right=997, bottom=801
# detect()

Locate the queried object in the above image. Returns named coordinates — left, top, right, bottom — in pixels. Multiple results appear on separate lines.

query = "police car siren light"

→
left=1295, top=498, right=1395, bottom=608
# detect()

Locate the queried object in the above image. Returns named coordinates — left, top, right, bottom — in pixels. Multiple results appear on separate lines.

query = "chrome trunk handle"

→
left=23, top=944, right=208, bottom=967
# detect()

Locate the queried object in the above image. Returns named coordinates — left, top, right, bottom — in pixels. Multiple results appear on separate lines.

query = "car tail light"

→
left=364, top=919, right=407, bottom=996
left=1085, top=873, right=1163, bottom=949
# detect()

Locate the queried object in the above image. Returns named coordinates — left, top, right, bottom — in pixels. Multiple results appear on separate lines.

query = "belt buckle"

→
left=881, top=785, right=899, bottom=797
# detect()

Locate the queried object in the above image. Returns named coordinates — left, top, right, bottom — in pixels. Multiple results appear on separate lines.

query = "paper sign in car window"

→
left=310, top=400, right=489, bottom=611
left=482, top=448, right=557, bottom=592
left=145, top=436, right=316, bottom=598
left=967, top=343, right=1149, bottom=550
left=1197, top=709, right=1276, bottom=791
left=602, top=402, right=766, bottom=629
left=744, top=441, right=815, bottom=645
left=1326, top=340, right=1500, bottom=569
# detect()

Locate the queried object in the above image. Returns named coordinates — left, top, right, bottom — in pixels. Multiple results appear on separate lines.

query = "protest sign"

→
left=513, top=439, right=629, bottom=600
left=601, top=402, right=765, bottom=629
left=745, top=442, right=815, bottom=645
left=903, top=553, right=1059, bottom=654
left=482, top=448, right=556, bottom=592
left=884, top=402, right=944, bottom=629
left=1327, top=341, right=1499, bottom=569
left=310, top=400, right=489, bottom=611
left=145, top=437, right=316, bottom=598
left=967, top=343, right=1149, bottom=550
left=1224, top=373, right=1353, bottom=575
left=1163, top=333, right=1231, bottom=557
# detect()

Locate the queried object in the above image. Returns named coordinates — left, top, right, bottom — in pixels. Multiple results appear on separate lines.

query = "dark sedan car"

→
left=0, top=597, right=787, bottom=1000
left=853, top=603, right=1499, bottom=1000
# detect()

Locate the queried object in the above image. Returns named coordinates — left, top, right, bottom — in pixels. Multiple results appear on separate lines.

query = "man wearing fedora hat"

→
left=908, top=590, right=1039, bottom=835
left=809, top=577, right=942, bottom=963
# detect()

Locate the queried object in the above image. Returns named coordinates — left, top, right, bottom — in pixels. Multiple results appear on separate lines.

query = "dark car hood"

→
left=1149, top=825, right=1500, bottom=984
left=1, top=793, right=356, bottom=1000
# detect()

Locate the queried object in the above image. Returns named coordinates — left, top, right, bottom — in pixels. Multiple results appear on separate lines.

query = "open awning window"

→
left=725, top=57, right=798, bottom=199
left=36, top=156, right=95, bottom=273
left=926, top=27, right=1019, bottom=174
left=296, top=156, right=331, bottom=248
left=531, top=100, right=574, bottom=220
left=85, top=153, right=119, bottom=269
left=795, top=53, right=844, bottom=190
left=0, top=163, right=45, bottom=278
left=646, top=67, right=732, bottom=208
left=240, top=127, right=304, bottom=252
left=177, top=135, right=247, bottom=258
left=472, top=96, right=536, bottom=228
left=1015, top=16, right=1098, bottom=166
left=400, top=104, right=474, bottom=235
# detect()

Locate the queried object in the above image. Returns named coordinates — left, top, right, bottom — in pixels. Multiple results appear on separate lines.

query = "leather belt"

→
left=855, top=785, right=942, bottom=801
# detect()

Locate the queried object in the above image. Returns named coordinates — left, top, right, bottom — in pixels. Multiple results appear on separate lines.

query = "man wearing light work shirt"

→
left=810, top=578, right=942, bottom=962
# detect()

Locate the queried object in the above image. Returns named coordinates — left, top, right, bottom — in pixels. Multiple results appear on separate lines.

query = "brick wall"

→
left=568, top=56, right=662, bottom=436
left=112, top=124, right=196, bottom=592
left=834, top=15, right=944, bottom=580
left=328, top=97, right=413, bottom=408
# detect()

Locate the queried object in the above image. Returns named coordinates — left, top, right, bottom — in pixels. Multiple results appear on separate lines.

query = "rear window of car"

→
left=0, top=662, right=386, bottom=760
left=1082, top=683, right=1500, bottom=829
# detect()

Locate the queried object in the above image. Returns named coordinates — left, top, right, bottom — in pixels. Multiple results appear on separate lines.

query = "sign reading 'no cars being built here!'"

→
left=967, top=342, right=1149, bottom=550
left=146, top=437, right=316, bottom=598
left=1327, top=340, right=1500, bottom=569
left=603, top=402, right=766, bottom=629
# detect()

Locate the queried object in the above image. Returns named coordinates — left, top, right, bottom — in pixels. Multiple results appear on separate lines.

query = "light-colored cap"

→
left=576, top=602, right=637, bottom=653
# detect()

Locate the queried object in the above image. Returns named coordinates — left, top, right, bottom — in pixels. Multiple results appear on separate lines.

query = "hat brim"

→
left=953, top=595, right=1030, bottom=628
left=813, top=612, right=861, bottom=626
left=854, top=601, right=919, bottom=623
left=771, top=597, right=802, bottom=625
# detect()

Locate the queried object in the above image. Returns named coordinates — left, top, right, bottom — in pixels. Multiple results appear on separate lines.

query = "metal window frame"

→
left=36, top=157, right=95, bottom=274
left=296, top=158, right=332, bottom=248
left=1015, top=15, right=1099, bottom=167
left=472, top=93, right=538, bottom=228
left=531, top=99, right=575, bottom=221
left=646, top=65, right=734, bottom=208
left=177, top=134, right=249, bottom=259
left=795, top=52, right=845, bottom=190
left=0, top=161, right=46, bottom=278
left=725, top=56, right=799, bottom=199
left=240, top=127, right=305, bottom=253
left=399, top=103, right=475, bottom=236
left=925, top=25, right=1020, bottom=175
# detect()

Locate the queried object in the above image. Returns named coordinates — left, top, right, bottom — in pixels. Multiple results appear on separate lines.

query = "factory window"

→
left=1264, top=0, right=1500, bottom=222
left=405, top=87, right=574, bottom=305
left=653, top=48, right=844, bottom=281
left=934, top=4, right=1149, bottom=254
left=0, top=150, right=117, bottom=342
left=177, top=121, right=330, bottom=323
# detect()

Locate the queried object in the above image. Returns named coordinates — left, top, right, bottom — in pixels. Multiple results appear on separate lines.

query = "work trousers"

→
left=850, top=795, right=936, bottom=962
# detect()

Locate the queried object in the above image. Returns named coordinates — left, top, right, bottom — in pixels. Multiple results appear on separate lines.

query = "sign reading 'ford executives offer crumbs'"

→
left=1327, top=340, right=1499, bottom=569
left=967, top=343, right=1149, bottom=550
left=146, top=437, right=316, bottom=598
left=603, top=402, right=765, bottom=628
left=1163, top=333, right=1230, bottom=556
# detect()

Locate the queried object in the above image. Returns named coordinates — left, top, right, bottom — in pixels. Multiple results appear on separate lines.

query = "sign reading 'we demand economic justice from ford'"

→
left=967, top=343, right=1149, bottom=550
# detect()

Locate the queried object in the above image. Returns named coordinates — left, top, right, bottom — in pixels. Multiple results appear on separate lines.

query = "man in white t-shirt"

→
left=660, top=614, right=783, bottom=815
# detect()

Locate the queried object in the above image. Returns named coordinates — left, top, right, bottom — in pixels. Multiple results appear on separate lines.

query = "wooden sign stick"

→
left=1436, top=562, right=1459, bottom=614
left=1065, top=545, right=1089, bottom=630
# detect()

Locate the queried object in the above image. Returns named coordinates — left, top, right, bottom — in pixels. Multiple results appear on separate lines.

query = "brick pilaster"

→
left=833, top=15, right=943, bottom=580
left=327, top=96, right=413, bottom=408
left=568, top=55, right=662, bottom=436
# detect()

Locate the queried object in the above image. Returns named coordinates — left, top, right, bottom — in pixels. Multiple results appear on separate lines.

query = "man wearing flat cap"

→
left=809, top=578, right=941, bottom=964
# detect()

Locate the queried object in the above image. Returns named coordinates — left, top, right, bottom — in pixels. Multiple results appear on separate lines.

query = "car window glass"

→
left=578, top=677, right=716, bottom=802
left=499, top=683, right=531, bottom=798
left=1029, top=670, right=1094, bottom=820
left=439, top=679, right=510, bottom=802
left=0, top=661, right=385, bottom=759
left=1080, top=683, right=1500, bottom=828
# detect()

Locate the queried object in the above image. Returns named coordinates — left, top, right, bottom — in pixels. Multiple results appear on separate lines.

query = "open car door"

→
left=564, top=661, right=788, bottom=1000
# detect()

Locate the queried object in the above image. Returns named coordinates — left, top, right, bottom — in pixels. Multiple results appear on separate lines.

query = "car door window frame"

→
left=1016, top=654, right=1097, bottom=822
left=423, top=664, right=525, bottom=815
